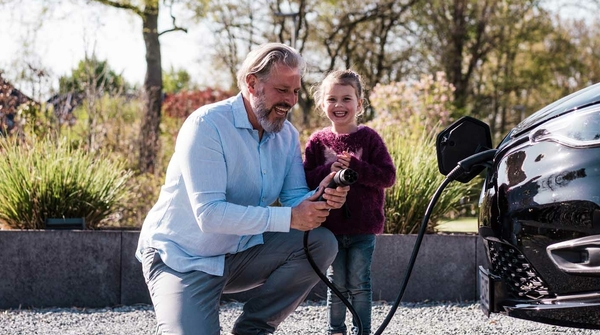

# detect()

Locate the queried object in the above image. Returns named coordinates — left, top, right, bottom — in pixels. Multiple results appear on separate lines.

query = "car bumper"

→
left=479, top=265, right=600, bottom=329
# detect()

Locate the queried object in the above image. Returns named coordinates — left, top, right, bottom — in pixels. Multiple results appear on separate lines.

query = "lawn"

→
left=436, top=217, right=478, bottom=233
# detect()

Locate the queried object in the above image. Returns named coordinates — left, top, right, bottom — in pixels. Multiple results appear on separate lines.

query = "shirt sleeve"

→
left=279, top=130, right=315, bottom=207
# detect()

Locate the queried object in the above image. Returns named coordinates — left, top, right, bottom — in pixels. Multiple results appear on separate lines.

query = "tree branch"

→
left=159, top=26, right=187, bottom=35
left=92, top=0, right=143, bottom=17
left=159, top=1, right=188, bottom=36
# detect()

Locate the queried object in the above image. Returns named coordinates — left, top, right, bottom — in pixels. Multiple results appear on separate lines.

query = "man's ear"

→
left=246, top=74, right=257, bottom=94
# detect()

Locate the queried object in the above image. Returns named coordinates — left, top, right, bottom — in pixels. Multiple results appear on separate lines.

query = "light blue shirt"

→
left=136, top=93, right=313, bottom=276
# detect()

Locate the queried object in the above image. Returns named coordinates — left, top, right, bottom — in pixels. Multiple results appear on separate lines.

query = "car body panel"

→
left=477, top=82, right=600, bottom=329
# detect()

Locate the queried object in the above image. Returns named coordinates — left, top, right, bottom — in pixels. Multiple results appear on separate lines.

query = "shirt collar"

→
left=232, top=93, right=253, bottom=130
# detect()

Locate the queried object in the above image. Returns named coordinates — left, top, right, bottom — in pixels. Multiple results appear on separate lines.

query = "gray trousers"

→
left=141, top=228, right=338, bottom=335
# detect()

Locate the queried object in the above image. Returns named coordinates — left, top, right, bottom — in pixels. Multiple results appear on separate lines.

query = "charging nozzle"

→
left=445, top=149, right=496, bottom=182
left=332, top=168, right=358, bottom=187
left=317, top=168, right=358, bottom=201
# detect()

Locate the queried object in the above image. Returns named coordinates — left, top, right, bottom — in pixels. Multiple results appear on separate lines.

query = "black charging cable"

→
left=373, top=148, right=497, bottom=334
left=304, top=168, right=363, bottom=335
left=372, top=174, right=453, bottom=334
left=304, top=149, right=496, bottom=335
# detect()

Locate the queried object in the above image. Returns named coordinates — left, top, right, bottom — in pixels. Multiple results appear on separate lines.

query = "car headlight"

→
left=530, top=105, right=600, bottom=148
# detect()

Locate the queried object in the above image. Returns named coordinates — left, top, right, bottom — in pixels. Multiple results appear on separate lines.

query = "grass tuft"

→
left=0, top=135, right=132, bottom=229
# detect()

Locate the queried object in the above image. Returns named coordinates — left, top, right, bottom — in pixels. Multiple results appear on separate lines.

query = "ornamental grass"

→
left=0, top=135, right=132, bottom=229
left=379, top=125, right=480, bottom=234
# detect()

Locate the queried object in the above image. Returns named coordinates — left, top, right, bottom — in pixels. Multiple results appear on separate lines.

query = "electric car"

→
left=436, top=82, right=600, bottom=329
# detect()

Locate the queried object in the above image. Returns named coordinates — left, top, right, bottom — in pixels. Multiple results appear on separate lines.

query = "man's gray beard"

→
left=254, top=94, right=287, bottom=133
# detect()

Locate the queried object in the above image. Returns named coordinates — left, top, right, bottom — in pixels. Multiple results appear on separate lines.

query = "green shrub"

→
left=379, top=126, right=479, bottom=234
left=0, top=135, right=132, bottom=229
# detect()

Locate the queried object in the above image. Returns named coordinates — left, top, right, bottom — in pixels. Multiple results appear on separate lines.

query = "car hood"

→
left=509, top=82, right=600, bottom=139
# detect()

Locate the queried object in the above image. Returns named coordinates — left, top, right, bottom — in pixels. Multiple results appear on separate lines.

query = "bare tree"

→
left=410, top=0, right=509, bottom=114
left=205, top=0, right=420, bottom=125
left=198, top=0, right=600, bottom=132
left=310, top=0, right=419, bottom=120
left=92, top=0, right=193, bottom=174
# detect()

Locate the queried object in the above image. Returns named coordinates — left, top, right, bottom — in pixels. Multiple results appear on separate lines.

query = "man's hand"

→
left=290, top=172, right=350, bottom=231
left=290, top=199, right=330, bottom=231
left=311, top=171, right=350, bottom=210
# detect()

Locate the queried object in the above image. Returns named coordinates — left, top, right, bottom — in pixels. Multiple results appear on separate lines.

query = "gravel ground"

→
left=2, top=300, right=600, bottom=335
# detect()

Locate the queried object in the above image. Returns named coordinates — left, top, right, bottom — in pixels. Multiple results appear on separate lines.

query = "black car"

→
left=436, top=82, right=600, bottom=329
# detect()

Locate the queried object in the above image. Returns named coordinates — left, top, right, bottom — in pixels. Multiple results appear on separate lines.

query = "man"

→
left=136, top=42, right=350, bottom=335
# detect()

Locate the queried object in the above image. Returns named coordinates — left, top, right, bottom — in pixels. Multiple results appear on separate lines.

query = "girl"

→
left=304, top=69, right=396, bottom=335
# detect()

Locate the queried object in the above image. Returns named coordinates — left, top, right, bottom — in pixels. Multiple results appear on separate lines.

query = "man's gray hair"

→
left=237, top=43, right=306, bottom=94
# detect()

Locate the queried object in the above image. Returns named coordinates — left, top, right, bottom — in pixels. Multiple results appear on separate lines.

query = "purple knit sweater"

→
left=303, top=125, right=396, bottom=235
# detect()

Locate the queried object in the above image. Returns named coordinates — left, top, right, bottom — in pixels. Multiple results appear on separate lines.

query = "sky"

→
left=0, top=1, right=220, bottom=99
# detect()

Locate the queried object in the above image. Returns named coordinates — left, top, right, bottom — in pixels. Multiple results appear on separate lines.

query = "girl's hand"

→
left=336, top=151, right=352, bottom=169
left=331, top=161, right=344, bottom=172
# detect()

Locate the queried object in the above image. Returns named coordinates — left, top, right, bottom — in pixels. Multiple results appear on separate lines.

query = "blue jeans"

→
left=327, top=234, right=376, bottom=335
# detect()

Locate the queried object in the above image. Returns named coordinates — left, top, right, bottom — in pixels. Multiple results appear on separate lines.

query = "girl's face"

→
left=322, top=83, right=362, bottom=128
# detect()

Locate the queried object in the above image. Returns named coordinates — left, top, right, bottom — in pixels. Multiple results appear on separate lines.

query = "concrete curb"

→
left=0, top=231, right=486, bottom=309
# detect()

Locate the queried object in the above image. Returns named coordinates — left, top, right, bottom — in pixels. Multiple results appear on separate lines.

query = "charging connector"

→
left=317, top=168, right=358, bottom=201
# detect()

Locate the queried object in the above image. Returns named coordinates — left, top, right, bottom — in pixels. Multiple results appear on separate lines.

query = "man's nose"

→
left=285, top=92, right=297, bottom=105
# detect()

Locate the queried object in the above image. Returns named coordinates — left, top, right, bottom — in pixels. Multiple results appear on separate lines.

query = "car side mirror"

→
left=436, top=116, right=493, bottom=183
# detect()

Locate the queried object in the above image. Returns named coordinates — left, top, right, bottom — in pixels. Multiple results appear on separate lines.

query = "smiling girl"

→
left=303, top=69, right=396, bottom=335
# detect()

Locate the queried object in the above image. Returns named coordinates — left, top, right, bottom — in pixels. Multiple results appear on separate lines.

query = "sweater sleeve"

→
left=348, top=129, right=396, bottom=189
left=303, top=135, right=333, bottom=189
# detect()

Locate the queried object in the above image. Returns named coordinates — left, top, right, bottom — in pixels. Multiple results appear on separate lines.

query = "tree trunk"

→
left=139, top=8, right=162, bottom=174
left=448, top=0, right=467, bottom=111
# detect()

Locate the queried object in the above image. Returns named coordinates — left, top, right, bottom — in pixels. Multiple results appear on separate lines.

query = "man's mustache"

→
left=273, top=103, right=292, bottom=111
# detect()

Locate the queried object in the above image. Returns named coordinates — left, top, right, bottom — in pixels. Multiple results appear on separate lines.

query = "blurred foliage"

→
left=64, top=93, right=168, bottom=229
left=163, top=66, right=194, bottom=94
left=59, top=56, right=128, bottom=95
left=106, top=171, right=164, bottom=229
left=369, top=72, right=455, bottom=135
left=375, top=125, right=481, bottom=234
left=162, top=88, right=235, bottom=119
left=2, top=67, right=166, bottom=229
left=66, top=94, right=141, bottom=155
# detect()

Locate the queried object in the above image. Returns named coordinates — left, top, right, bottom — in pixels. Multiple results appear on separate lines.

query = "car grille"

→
left=488, top=240, right=551, bottom=299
